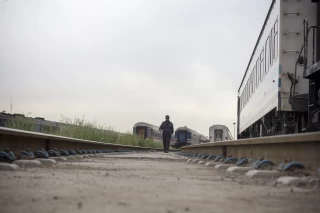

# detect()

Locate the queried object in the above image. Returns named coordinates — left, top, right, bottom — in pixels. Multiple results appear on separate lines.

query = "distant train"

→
left=133, top=122, right=164, bottom=143
left=172, top=126, right=208, bottom=148
left=0, top=112, right=60, bottom=132
left=0, top=113, right=114, bottom=136
left=237, top=0, right=320, bottom=138
left=209, top=125, right=233, bottom=142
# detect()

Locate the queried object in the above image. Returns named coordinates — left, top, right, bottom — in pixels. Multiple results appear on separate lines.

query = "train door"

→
left=136, top=127, right=147, bottom=139
left=177, top=131, right=187, bottom=144
left=214, top=129, right=223, bottom=142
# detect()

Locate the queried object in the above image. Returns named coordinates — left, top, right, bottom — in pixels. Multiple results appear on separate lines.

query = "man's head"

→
left=165, top=115, right=170, bottom=121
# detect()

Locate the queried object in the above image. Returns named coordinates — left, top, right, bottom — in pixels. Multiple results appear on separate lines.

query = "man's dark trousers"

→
left=163, top=135, right=171, bottom=152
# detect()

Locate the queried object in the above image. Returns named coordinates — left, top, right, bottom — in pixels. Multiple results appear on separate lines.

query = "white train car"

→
left=133, top=122, right=162, bottom=143
left=209, top=125, right=233, bottom=142
left=237, top=0, right=319, bottom=138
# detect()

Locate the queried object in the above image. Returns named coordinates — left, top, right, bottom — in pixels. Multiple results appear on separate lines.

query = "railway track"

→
left=180, top=131, right=320, bottom=171
left=0, top=126, right=318, bottom=172
left=0, top=127, right=319, bottom=213
left=0, top=127, right=165, bottom=164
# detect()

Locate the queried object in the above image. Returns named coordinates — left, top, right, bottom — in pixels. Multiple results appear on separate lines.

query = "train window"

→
left=242, top=87, right=244, bottom=107
left=243, top=92, right=245, bottom=108
left=256, top=59, right=260, bottom=87
left=249, top=74, right=253, bottom=97
left=249, top=75, right=251, bottom=98
left=246, top=85, right=248, bottom=105
left=243, top=85, right=247, bottom=107
left=247, top=82, right=249, bottom=102
left=244, top=85, right=247, bottom=107
left=241, top=93, right=244, bottom=111
left=248, top=76, right=251, bottom=98
left=273, top=19, right=278, bottom=62
left=251, top=73, right=254, bottom=94
left=247, top=82, right=249, bottom=104
left=242, top=93, right=244, bottom=109
left=254, top=65, right=258, bottom=89
left=252, top=67, right=256, bottom=93
left=269, top=27, right=274, bottom=68
left=248, top=86, right=250, bottom=100
left=242, top=95, right=244, bottom=110
left=242, top=89, right=246, bottom=108
left=247, top=83, right=249, bottom=104
left=260, top=48, right=264, bottom=82
left=265, top=36, right=270, bottom=74
left=251, top=73, right=254, bottom=97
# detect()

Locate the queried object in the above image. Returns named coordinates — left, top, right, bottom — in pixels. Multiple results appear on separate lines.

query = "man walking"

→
left=159, top=115, right=174, bottom=153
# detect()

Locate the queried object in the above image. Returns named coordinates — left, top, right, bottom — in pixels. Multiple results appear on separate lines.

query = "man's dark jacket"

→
left=159, top=121, right=174, bottom=136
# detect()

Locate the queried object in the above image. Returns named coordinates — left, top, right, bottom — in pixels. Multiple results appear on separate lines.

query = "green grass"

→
left=6, top=115, right=163, bottom=148
left=7, top=115, right=37, bottom=131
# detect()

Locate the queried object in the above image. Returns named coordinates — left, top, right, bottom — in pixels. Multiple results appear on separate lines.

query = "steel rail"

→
left=0, top=127, right=164, bottom=152
left=180, top=132, right=320, bottom=169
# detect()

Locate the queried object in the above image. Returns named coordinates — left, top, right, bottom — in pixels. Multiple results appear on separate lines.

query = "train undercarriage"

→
left=239, top=109, right=311, bottom=138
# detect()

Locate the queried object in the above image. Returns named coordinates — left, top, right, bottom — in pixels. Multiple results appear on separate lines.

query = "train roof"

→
left=209, top=124, right=229, bottom=129
left=0, top=112, right=57, bottom=126
left=175, top=126, right=206, bottom=138
left=133, top=122, right=160, bottom=130
left=238, top=0, right=276, bottom=92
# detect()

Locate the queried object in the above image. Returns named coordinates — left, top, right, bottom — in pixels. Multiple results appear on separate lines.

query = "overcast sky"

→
left=0, top=0, right=272, bottom=137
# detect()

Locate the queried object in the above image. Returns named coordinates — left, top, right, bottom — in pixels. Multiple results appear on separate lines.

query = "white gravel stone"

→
left=87, top=154, right=94, bottom=157
left=50, top=157, right=67, bottom=162
left=214, top=164, right=235, bottom=171
left=36, top=158, right=57, bottom=165
left=12, top=160, right=42, bottom=167
left=0, top=163, right=20, bottom=171
left=226, top=166, right=254, bottom=174
left=198, top=161, right=205, bottom=164
left=276, top=176, right=308, bottom=186
left=64, top=156, right=77, bottom=160
left=74, top=155, right=83, bottom=159
left=245, top=170, right=281, bottom=178
left=205, top=162, right=219, bottom=167
left=192, top=159, right=200, bottom=163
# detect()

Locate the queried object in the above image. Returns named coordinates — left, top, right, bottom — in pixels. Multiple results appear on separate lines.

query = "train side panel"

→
left=238, top=0, right=280, bottom=133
